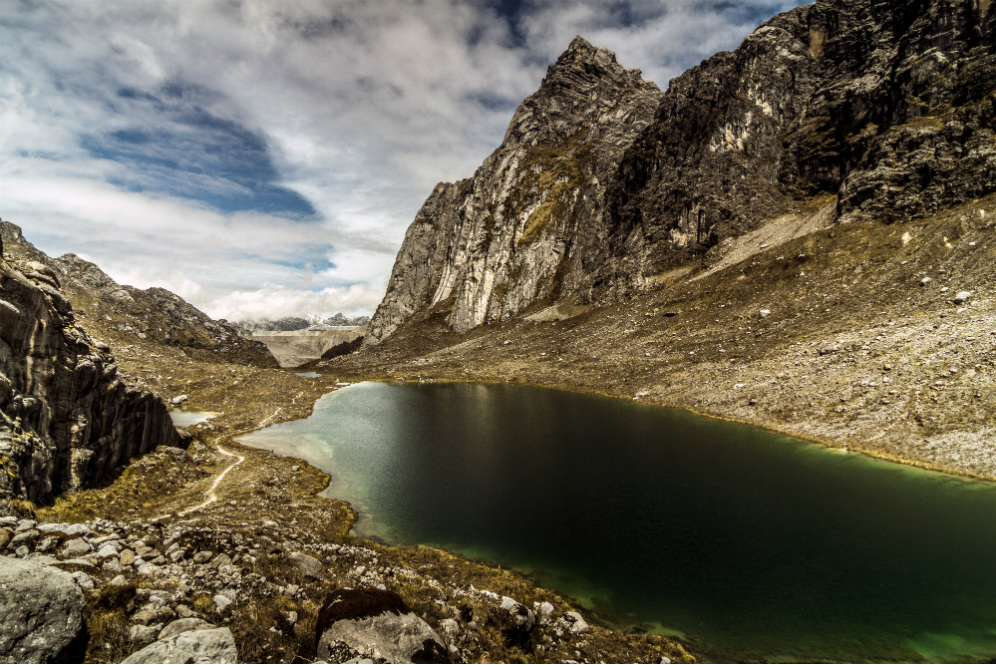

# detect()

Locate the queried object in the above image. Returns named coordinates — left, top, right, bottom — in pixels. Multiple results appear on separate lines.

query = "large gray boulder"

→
left=0, top=557, right=87, bottom=663
left=122, top=626, right=237, bottom=664
left=315, top=588, right=448, bottom=664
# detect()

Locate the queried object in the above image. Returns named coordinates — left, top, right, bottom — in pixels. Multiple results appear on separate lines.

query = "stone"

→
left=109, top=574, right=129, bottom=586
left=71, top=571, right=94, bottom=591
left=563, top=611, right=590, bottom=635
left=315, top=588, right=449, bottom=664
left=95, top=543, right=119, bottom=559
left=62, top=538, right=92, bottom=558
left=132, top=607, right=175, bottom=626
left=120, top=549, right=136, bottom=566
left=920, top=277, right=933, bottom=286
left=0, top=528, right=11, bottom=550
left=208, top=552, right=232, bottom=569
left=192, top=550, right=213, bottom=564
left=0, top=557, right=87, bottom=663
left=35, top=522, right=92, bottom=540
left=129, top=624, right=161, bottom=646
left=171, top=395, right=188, bottom=405
left=287, top=551, right=323, bottom=578
left=759, top=309, right=771, bottom=319
left=535, top=601, right=555, bottom=620
left=158, top=618, right=214, bottom=641
left=10, top=529, right=38, bottom=548
left=122, top=627, right=237, bottom=664
left=497, top=596, right=537, bottom=646
left=954, top=291, right=972, bottom=304
left=213, top=594, right=233, bottom=614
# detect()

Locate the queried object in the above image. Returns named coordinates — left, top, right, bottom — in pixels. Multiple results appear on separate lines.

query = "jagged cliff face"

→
left=369, top=0, right=996, bottom=343
left=367, top=37, right=663, bottom=343
left=0, top=245, right=182, bottom=507
left=601, top=0, right=996, bottom=288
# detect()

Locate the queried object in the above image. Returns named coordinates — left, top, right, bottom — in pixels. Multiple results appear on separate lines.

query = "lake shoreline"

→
left=237, top=379, right=996, bottom=664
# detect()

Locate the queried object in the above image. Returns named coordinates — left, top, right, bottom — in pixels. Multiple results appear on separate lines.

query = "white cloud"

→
left=205, top=284, right=384, bottom=322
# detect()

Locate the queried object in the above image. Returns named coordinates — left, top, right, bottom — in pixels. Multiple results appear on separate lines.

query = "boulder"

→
left=122, top=626, right=237, bottom=664
left=0, top=557, right=87, bottom=663
left=315, top=588, right=449, bottom=664
left=495, top=595, right=537, bottom=646
left=562, top=611, right=590, bottom=635
left=287, top=551, right=323, bottom=578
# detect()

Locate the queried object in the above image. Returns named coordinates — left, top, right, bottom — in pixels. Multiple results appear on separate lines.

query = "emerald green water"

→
left=238, top=381, right=996, bottom=662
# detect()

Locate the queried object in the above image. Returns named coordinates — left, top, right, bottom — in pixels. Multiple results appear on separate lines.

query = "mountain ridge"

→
left=367, top=0, right=995, bottom=343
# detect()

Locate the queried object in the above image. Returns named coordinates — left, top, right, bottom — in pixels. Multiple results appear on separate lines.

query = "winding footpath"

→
left=177, top=443, right=245, bottom=516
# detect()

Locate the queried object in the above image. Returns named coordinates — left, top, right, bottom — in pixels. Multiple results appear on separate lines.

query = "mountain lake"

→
left=238, top=381, right=996, bottom=663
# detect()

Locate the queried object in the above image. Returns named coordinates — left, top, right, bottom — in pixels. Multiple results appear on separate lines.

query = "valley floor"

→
left=16, top=333, right=693, bottom=664
left=6, top=197, right=994, bottom=664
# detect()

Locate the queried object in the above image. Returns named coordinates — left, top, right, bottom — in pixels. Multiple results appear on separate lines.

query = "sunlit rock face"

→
left=366, top=36, right=663, bottom=343
left=0, top=230, right=182, bottom=508
left=368, top=0, right=996, bottom=344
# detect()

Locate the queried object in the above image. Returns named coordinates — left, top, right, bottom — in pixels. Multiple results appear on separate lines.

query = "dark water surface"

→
left=238, top=381, right=996, bottom=663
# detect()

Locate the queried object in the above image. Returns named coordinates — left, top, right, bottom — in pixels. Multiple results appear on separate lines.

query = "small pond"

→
left=294, top=372, right=321, bottom=378
left=238, top=381, right=996, bottom=663
left=168, top=406, right=217, bottom=428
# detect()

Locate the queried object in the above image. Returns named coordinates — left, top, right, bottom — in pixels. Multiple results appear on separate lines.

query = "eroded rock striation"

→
left=0, top=232, right=182, bottom=508
left=368, top=0, right=996, bottom=343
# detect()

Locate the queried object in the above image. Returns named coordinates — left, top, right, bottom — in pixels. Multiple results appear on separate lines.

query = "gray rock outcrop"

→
left=0, top=558, right=87, bottom=663
left=366, top=36, right=664, bottom=343
left=315, top=588, right=449, bottom=664
left=0, top=245, right=183, bottom=507
left=367, top=0, right=996, bottom=343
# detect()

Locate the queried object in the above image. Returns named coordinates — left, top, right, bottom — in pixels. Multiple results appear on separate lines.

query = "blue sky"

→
left=0, top=0, right=806, bottom=321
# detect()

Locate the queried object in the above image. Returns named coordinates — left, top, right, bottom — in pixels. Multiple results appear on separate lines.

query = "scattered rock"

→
left=759, top=309, right=771, bottom=318
left=954, top=291, right=972, bottom=304
left=62, top=539, right=92, bottom=558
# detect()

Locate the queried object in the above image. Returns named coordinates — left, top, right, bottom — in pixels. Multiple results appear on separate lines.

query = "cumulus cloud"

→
left=0, top=0, right=806, bottom=318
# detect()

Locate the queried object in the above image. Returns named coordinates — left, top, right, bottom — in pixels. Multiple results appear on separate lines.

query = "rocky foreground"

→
left=1, top=438, right=692, bottom=664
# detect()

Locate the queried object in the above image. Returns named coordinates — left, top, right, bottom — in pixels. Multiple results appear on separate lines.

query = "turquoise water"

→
left=238, top=381, right=996, bottom=663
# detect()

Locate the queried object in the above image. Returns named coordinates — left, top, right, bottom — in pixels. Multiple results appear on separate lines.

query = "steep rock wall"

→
left=367, top=37, right=663, bottom=343
left=0, top=247, right=182, bottom=508
left=600, top=0, right=996, bottom=290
